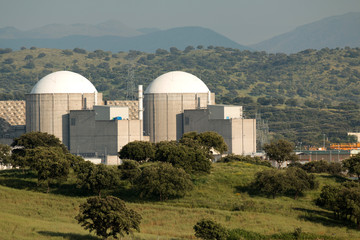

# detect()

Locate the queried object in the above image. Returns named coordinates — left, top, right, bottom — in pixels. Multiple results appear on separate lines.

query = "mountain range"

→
left=0, top=23, right=250, bottom=52
left=0, top=12, right=359, bottom=53
left=252, top=12, right=360, bottom=53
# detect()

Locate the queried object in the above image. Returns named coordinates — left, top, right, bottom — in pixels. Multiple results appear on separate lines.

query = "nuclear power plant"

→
left=2, top=70, right=256, bottom=164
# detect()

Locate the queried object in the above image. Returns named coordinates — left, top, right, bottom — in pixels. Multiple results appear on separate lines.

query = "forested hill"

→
left=1, top=46, right=360, bottom=146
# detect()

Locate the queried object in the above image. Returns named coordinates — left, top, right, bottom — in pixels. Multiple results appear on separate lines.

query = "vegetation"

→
left=316, top=182, right=360, bottom=227
left=154, top=141, right=211, bottom=174
left=263, top=139, right=298, bottom=168
left=75, top=196, right=141, bottom=239
left=118, top=141, right=155, bottom=162
left=117, top=159, right=141, bottom=184
left=251, top=167, right=318, bottom=199
left=73, top=160, right=119, bottom=197
left=218, top=154, right=272, bottom=167
left=1, top=47, right=360, bottom=145
left=193, top=219, right=228, bottom=240
left=0, top=143, right=11, bottom=165
left=10, top=132, right=68, bottom=169
left=27, top=146, right=70, bottom=193
left=135, top=162, right=193, bottom=201
left=342, top=154, right=360, bottom=180
left=180, top=131, right=228, bottom=155
left=0, top=161, right=359, bottom=239
left=295, top=160, right=343, bottom=175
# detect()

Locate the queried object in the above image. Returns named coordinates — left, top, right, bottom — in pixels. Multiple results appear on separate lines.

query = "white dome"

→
left=30, top=71, right=97, bottom=94
left=145, top=71, right=210, bottom=94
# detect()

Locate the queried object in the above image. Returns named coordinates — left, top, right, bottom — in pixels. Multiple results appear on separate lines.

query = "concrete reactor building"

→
left=3, top=70, right=256, bottom=163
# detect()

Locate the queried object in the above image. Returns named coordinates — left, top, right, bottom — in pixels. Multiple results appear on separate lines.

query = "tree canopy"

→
left=118, top=141, right=155, bottom=162
left=0, top=144, right=11, bottom=165
left=74, top=161, right=119, bottom=196
left=343, top=154, right=360, bottom=180
left=180, top=131, right=228, bottom=155
left=26, top=146, right=70, bottom=192
left=154, top=141, right=211, bottom=174
left=75, top=196, right=141, bottom=239
left=193, top=219, right=228, bottom=240
left=11, top=131, right=67, bottom=152
left=135, top=162, right=193, bottom=201
left=263, top=139, right=297, bottom=168
left=252, top=167, right=317, bottom=199
left=10, top=132, right=68, bottom=169
left=118, top=159, right=141, bottom=184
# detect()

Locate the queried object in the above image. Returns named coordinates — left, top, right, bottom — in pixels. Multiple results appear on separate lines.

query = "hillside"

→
left=0, top=162, right=358, bottom=239
left=0, top=47, right=360, bottom=146
left=253, top=12, right=360, bottom=53
left=0, top=26, right=250, bottom=52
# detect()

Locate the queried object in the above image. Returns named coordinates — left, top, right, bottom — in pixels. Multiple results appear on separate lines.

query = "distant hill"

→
left=252, top=12, right=360, bottom=53
left=0, top=26, right=250, bottom=52
left=0, top=20, right=142, bottom=39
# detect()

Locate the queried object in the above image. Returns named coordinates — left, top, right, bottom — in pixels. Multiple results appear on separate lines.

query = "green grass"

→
left=0, top=162, right=359, bottom=239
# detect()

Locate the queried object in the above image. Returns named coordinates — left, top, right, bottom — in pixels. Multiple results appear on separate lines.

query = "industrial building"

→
left=1, top=70, right=256, bottom=163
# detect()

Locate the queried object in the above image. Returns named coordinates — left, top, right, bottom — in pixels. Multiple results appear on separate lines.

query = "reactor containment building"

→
left=23, top=70, right=256, bottom=163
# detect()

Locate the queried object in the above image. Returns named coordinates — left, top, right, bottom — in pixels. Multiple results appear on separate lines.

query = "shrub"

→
left=135, top=162, right=193, bottom=200
left=119, top=141, right=155, bottom=162
left=218, top=154, right=271, bottom=167
left=0, top=48, right=12, bottom=54
left=154, top=141, right=211, bottom=174
left=75, top=196, right=141, bottom=239
left=74, top=161, right=120, bottom=196
left=227, top=228, right=265, bottom=240
left=251, top=167, right=317, bottom=199
left=118, top=159, right=141, bottom=184
left=73, top=48, right=87, bottom=54
left=193, top=219, right=228, bottom=240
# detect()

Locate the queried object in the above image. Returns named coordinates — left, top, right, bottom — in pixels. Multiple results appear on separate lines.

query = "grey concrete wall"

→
left=183, top=109, right=256, bottom=155
left=94, top=105, right=129, bottom=121
left=231, top=119, right=256, bottom=155
left=143, top=92, right=210, bottom=142
left=69, top=109, right=145, bottom=159
left=26, top=92, right=102, bottom=148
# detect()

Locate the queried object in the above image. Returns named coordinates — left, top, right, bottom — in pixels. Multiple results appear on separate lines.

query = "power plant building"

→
left=3, top=70, right=256, bottom=163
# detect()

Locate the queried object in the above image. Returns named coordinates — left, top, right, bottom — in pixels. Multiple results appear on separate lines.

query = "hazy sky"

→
left=1, top=0, right=360, bottom=45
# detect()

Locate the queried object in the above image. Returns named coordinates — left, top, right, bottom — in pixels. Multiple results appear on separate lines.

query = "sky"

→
left=0, top=0, right=360, bottom=45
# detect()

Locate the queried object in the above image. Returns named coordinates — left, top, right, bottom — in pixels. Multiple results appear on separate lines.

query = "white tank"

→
left=26, top=71, right=102, bottom=147
left=143, top=71, right=214, bottom=142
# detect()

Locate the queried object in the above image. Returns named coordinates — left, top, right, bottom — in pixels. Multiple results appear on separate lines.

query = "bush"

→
left=118, top=159, right=141, bottom=184
left=74, top=161, right=120, bottom=196
left=251, top=167, right=317, bottom=199
left=62, top=49, right=73, bottom=56
left=0, top=48, right=12, bottom=54
left=193, top=219, right=228, bottom=240
left=227, top=228, right=265, bottom=240
left=135, top=162, right=193, bottom=200
left=75, top=196, right=141, bottom=239
left=301, top=160, right=343, bottom=175
left=218, top=154, right=271, bottom=167
left=119, top=141, right=155, bottom=162
left=73, top=48, right=87, bottom=54
left=154, top=141, right=211, bottom=174
left=37, top=53, right=46, bottom=58
left=316, top=182, right=360, bottom=227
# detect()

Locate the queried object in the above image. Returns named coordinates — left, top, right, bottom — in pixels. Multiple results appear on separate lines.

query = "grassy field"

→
left=0, top=162, right=359, bottom=240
